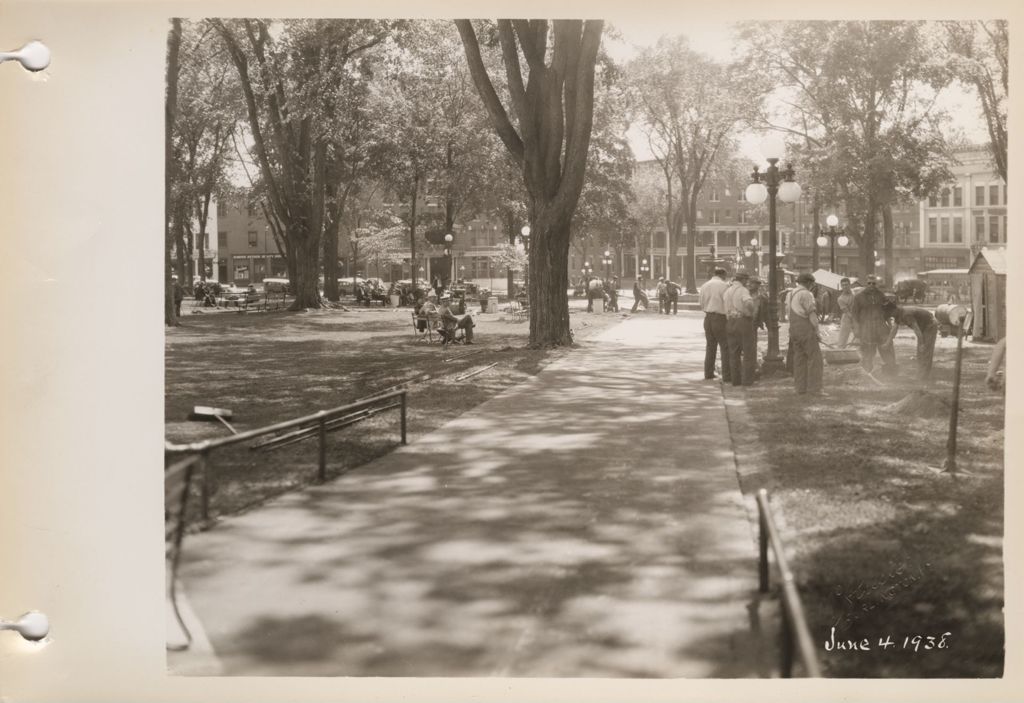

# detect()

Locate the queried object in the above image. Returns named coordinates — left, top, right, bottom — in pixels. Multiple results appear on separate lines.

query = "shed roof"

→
left=969, top=248, right=1007, bottom=275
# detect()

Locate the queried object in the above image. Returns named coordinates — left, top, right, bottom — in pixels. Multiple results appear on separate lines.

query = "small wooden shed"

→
left=968, top=248, right=1007, bottom=342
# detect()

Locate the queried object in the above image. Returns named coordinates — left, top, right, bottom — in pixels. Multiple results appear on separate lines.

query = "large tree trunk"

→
left=683, top=218, right=697, bottom=293
left=529, top=209, right=573, bottom=346
left=409, top=174, right=419, bottom=290
left=165, top=18, right=182, bottom=326
left=290, top=231, right=322, bottom=309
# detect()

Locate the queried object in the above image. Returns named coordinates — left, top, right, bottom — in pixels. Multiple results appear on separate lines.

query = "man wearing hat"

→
left=851, top=274, right=895, bottom=375
left=723, top=271, right=756, bottom=386
left=788, top=272, right=824, bottom=395
left=438, top=293, right=475, bottom=345
left=698, top=267, right=730, bottom=381
left=656, top=277, right=668, bottom=314
left=835, top=277, right=856, bottom=347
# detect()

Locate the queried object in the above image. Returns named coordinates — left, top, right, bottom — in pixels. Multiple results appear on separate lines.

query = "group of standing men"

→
left=701, top=267, right=941, bottom=395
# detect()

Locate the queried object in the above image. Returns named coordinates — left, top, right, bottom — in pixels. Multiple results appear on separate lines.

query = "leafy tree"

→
left=210, top=19, right=392, bottom=309
left=939, top=21, right=1008, bottom=183
left=456, top=19, right=604, bottom=347
left=629, top=37, right=759, bottom=292
left=738, top=21, right=955, bottom=284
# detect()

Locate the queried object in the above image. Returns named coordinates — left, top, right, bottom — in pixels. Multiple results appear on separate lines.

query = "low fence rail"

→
left=756, top=488, right=822, bottom=678
left=165, top=390, right=408, bottom=522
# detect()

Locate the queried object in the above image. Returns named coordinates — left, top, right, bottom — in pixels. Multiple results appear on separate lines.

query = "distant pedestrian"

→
left=788, top=272, right=824, bottom=395
left=631, top=277, right=649, bottom=312
left=699, top=267, right=730, bottom=381
left=605, top=277, right=620, bottom=312
left=851, top=274, right=896, bottom=376
left=724, top=272, right=755, bottom=386
left=172, top=275, right=184, bottom=318
left=657, top=277, right=668, bottom=314
left=665, top=279, right=681, bottom=314
left=835, top=277, right=856, bottom=348
left=883, top=301, right=938, bottom=381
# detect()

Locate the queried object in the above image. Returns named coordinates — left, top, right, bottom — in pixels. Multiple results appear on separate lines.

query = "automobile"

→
left=336, top=276, right=366, bottom=295
left=263, top=277, right=290, bottom=293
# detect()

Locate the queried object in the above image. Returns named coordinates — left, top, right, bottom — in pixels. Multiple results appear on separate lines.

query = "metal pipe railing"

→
left=756, top=488, right=822, bottom=678
left=165, top=390, right=408, bottom=521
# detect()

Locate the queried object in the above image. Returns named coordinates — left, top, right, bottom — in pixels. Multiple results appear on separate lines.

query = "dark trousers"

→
left=860, top=341, right=897, bottom=375
left=916, top=324, right=938, bottom=380
left=630, top=292, right=648, bottom=312
left=727, top=317, right=756, bottom=386
left=667, top=295, right=678, bottom=314
left=790, top=315, right=823, bottom=394
left=704, top=312, right=729, bottom=380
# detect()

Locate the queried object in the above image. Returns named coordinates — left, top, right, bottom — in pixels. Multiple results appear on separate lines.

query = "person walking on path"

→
left=698, top=267, right=730, bottom=381
left=631, top=277, right=649, bottom=313
left=835, top=277, right=856, bottom=347
left=851, top=274, right=896, bottom=376
left=883, top=301, right=938, bottom=381
left=656, top=277, right=668, bottom=314
left=724, top=272, right=756, bottom=386
left=665, top=278, right=681, bottom=315
left=788, top=272, right=824, bottom=396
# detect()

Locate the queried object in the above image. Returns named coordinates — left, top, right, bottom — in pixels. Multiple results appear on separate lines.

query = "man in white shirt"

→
left=724, top=271, right=756, bottom=386
left=789, top=272, right=824, bottom=395
left=698, top=267, right=730, bottom=381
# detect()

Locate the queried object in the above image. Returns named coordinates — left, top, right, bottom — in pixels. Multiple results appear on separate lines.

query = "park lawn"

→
left=166, top=304, right=622, bottom=524
left=738, top=330, right=1004, bottom=677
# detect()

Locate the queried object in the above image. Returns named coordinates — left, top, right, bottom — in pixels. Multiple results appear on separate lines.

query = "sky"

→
left=602, top=18, right=989, bottom=166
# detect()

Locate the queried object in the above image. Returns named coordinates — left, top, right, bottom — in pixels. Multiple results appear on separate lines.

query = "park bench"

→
left=506, top=300, right=529, bottom=321
left=165, top=454, right=200, bottom=651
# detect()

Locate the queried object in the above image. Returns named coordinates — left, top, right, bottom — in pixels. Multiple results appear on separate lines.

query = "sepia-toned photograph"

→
left=163, top=16, right=1006, bottom=678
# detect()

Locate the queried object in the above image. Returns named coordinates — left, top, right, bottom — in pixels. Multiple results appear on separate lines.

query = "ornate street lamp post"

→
left=745, top=135, right=802, bottom=374
left=443, top=232, right=454, bottom=285
left=743, top=237, right=764, bottom=278
left=816, top=214, right=849, bottom=273
left=602, top=249, right=613, bottom=279
left=640, top=258, right=649, bottom=279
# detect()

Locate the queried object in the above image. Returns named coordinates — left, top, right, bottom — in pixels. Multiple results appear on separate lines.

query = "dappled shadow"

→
left=179, top=315, right=773, bottom=677
left=729, top=330, right=1004, bottom=677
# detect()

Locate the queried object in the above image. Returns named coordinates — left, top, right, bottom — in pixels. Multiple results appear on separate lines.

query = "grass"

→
left=166, top=303, right=623, bottom=524
left=733, top=327, right=1004, bottom=677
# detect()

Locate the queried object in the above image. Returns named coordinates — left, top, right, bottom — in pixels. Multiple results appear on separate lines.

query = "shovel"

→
left=189, top=405, right=238, bottom=435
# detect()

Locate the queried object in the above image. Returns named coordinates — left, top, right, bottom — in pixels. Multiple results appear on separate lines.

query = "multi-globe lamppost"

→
left=744, top=135, right=802, bottom=374
left=816, top=214, right=849, bottom=273
left=602, top=249, right=613, bottom=279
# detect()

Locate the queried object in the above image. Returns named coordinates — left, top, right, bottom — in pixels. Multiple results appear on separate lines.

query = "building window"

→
left=953, top=186, right=963, bottom=207
left=738, top=210, right=748, bottom=224
left=953, top=217, right=963, bottom=243
left=247, top=203, right=257, bottom=218
left=710, top=210, right=719, bottom=224
left=940, top=218, right=950, bottom=243
left=990, top=215, right=1000, bottom=243
left=710, top=189, right=720, bottom=202
left=928, top=218, right=938, bottom=243
left=248, top=230, right=258, bottom=247
left=975, top=216, right=986, bottom=242
left=940, top=188, right=950, bottom=207
left=739, top=189, right=746, bottom=202
left=218, top=231, right=227, bottom=248
left=976, top=185, right=985, bottom=207
left=724, top=209, right=731, bottom=219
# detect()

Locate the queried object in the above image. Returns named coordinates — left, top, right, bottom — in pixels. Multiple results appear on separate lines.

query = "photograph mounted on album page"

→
left=1, top=0, right=1021, bottom=701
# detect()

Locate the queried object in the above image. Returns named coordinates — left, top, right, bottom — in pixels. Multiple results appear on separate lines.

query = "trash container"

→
left=389, top=293, right=401, bottom=307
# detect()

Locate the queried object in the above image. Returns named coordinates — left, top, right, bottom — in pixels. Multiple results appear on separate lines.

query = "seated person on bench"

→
left=416, top=291, right=440, bottom=333
left=438, top=295, right=475, bottom=345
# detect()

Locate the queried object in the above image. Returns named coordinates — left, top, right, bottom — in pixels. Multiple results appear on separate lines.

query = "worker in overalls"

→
left=788, top=272, right=825, bottom=396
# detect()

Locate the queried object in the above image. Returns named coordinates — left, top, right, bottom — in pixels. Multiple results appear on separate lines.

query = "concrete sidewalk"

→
left=173, top=313, right=776, bottom=677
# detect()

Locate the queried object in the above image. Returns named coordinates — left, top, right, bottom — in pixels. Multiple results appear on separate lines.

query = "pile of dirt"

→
left=884, top=390, right=951, bottom=418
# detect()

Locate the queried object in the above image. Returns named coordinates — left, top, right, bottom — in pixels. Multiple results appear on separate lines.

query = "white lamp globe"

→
left=760, top=134, right=786, bottom=161
left=778, top=180, right=802, bottom=203
left=444, top=233, right=453, bottom=243
left=745, top=182, right=768, bottom=204
left=816, top=235, right=828, bottom=247
left=838, top=235, right=850, bottom=247
left=826, top=214, right=839, bottom=228
left=521, top=225, right=531, bottom=237
left=750, top=237, right=759, bottom=247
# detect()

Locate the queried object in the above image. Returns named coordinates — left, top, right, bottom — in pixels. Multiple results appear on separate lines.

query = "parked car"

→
left=337, top=277, right=366, bottom=295
left=263, top=277, right=290, bottom=293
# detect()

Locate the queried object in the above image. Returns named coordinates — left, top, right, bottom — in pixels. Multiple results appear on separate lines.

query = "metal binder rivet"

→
left=0, top=41, right=51, bottom=71
left=0, top=611, right=50, bottom=641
